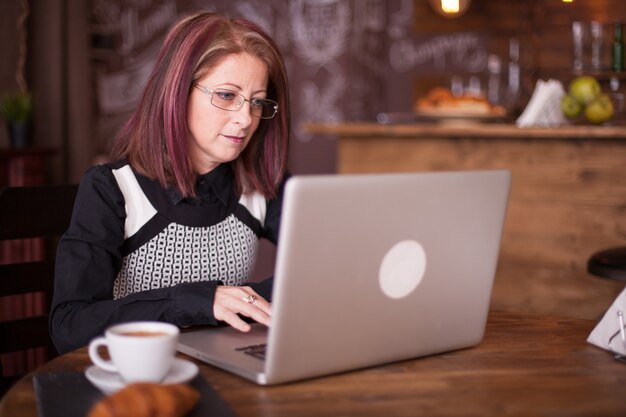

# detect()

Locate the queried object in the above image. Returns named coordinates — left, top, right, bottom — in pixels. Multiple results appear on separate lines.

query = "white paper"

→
left=516, top=79, right=568, bottom=128
left=587, top=286, right=626, bottom=356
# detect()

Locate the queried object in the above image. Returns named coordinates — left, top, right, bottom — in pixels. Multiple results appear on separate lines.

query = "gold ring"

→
left=243, top=294, right=257, bottom=304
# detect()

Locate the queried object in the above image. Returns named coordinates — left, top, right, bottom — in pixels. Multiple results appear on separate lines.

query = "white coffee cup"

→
left=88, top=321, right=179, bottom=383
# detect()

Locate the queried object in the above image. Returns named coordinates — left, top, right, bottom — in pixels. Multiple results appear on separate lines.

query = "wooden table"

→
left=1, top=311, right=624, bottom=417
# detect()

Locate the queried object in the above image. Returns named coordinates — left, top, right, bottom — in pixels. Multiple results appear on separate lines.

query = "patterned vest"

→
left=110, top=165, right=266, bottom=299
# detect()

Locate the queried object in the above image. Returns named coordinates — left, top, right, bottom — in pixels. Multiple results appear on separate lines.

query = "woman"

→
left=50, top=12, right=290, bottom=354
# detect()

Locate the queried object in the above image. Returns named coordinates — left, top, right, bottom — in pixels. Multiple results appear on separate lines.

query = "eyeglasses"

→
left=193, top=83, right=279, bottom=119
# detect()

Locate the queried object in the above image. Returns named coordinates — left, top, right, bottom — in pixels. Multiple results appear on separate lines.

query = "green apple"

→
left=584, top=94, right=614, bottom=124
left=569, top=75, right=601, bottom=104
left=561, top=94, right=583, bottom=119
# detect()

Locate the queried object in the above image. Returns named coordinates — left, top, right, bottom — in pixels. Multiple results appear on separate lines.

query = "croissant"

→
left=88, top=383, right=200, bottom=417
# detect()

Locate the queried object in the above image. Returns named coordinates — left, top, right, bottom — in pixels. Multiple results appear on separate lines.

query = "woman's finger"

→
left=214, top=286, right=272, bottom=330
left=239, top=289, right=272, bottom=317
left=215, top=306, right=252, bottom=332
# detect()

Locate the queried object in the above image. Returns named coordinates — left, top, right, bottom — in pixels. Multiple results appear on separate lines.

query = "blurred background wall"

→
left=1, top=0, right=421, bottom=183
left=3, top=1, right=626, bottom=183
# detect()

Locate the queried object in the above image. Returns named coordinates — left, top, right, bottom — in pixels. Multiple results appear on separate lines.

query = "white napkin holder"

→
left=587, top=286, right=626, bottom=358
left=516, top=79, right=568, bottom=128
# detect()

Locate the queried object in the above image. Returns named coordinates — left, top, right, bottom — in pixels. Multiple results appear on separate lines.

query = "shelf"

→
left=540, top=68, right=626, bottom=81
left=571, top=70, right=626, bottom=80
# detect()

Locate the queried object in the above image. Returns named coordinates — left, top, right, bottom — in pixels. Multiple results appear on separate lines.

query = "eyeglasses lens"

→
left=210, top=89, right=277, bottom=119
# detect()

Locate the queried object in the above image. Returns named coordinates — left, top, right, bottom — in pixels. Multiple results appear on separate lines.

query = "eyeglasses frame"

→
left=193, top=83, right=279, bottom=119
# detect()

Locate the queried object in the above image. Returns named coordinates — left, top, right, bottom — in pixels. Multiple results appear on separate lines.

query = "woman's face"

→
left=187, top=53, right=269, bottom=174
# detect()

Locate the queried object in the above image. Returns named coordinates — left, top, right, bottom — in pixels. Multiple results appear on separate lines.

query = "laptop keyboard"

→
left=235, top=343, right=267, bottom=360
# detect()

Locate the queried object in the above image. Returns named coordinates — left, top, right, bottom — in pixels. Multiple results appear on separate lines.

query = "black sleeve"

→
left=49, top=165, right=221, bottom=354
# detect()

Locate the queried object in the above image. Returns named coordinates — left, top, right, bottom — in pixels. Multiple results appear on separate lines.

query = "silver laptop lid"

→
left=263, top=170, right=510, bottom=384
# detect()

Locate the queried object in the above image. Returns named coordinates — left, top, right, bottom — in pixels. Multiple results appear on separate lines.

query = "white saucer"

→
left=85, top=358, right=199, bottom=394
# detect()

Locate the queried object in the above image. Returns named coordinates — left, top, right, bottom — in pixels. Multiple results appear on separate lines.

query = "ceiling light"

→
left=429, top=0, right=471, bottom=18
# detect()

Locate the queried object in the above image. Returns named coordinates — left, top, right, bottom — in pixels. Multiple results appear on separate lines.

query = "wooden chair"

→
left=0, top=185, right=78, bottom=396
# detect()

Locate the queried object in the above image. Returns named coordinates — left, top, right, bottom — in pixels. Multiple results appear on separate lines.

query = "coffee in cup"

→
left=88, top=321, right=179, bottom=383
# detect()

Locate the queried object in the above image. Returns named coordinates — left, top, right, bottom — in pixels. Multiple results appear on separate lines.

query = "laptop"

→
left=177, top=170, right=511, bottom=385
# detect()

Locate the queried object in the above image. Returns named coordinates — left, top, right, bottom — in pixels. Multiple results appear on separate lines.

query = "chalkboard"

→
left=389, top=32, right=488, bottom=74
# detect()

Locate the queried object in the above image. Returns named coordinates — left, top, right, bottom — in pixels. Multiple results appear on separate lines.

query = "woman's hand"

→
left=213, top=286, right=272, bottom=332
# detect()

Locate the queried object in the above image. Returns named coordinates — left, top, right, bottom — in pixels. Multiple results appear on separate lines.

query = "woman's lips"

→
left=221, top=134, right=245, bottom=144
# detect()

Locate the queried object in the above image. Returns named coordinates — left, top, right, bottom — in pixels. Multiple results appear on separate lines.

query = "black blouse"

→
left=50, top=160, right=284, bottom=354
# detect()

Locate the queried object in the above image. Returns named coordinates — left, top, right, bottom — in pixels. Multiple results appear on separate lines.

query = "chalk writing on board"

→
left=232, top=2, right=273, bottom=35
left=119, top=1, right=176, bottom=55
left=289, top=0, right=351, bottom=67
left=97, top=47, right=157, bottom=114
left=389, top=32, right=488, bottom=74
left=388, top=0, right=413, bottom=39
left=92, top=0, right=177, bottom=116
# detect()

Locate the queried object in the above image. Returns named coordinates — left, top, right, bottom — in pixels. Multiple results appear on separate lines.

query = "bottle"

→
left=590, top=21, right=603, bottom=72
left=613, top=21, right=624, bottom=72
left=506, top=38, right=520, bottom=112
left=487, top=54, right=502, bottom=105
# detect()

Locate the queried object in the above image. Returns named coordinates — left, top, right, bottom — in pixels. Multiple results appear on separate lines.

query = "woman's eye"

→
left=250, top=98, right=265, bottom=107
left=216, top=91, right=237, bottom=101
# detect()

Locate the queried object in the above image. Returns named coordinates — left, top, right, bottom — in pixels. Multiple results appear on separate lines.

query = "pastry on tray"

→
left=88, top=383, right=200, bottom=417
left=415, top=86, right=506, bottom=117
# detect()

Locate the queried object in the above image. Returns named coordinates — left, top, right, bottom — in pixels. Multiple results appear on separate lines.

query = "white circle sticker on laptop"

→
left=378, top=240, right=426, bottom=299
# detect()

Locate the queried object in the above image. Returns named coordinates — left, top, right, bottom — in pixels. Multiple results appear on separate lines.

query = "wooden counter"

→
left=306, top=122, right=626, bottom=140
left=306, top=122, right=626, bottom=319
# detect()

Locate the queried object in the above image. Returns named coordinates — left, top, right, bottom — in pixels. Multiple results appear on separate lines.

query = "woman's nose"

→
left=233, top=102, right=253, bottom=127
